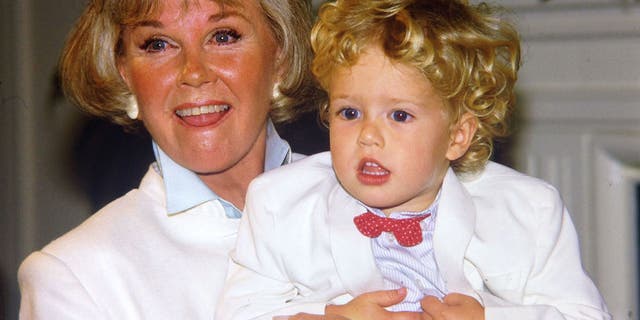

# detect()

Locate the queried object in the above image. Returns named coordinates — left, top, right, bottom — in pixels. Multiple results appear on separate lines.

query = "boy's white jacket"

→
left=217, top=152, right=610, bottom=320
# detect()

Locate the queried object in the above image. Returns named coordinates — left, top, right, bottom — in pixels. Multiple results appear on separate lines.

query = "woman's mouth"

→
left=175, top=104, right=230, bottom=127
left=357, top=159, right=390, bottom=185
left=175, top=104, right=230, bottom=117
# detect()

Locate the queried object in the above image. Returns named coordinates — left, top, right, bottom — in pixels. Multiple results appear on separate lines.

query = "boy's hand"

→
left=420, top=293, right=484, bottom=320
left=321, top=288, right=422, bottom=320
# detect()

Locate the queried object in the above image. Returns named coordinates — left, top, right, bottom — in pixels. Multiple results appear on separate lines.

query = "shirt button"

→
left=387, top=233, right=395, bottom=243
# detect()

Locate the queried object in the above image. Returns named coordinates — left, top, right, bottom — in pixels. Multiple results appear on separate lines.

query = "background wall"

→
left=1, top=0, right=639, bottom=319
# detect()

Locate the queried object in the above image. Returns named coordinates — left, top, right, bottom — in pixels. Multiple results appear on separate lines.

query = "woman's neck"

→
left=198, top=135, right=267, bottom=211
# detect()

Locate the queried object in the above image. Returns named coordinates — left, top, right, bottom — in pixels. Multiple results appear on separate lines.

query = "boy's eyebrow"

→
left=330, top=93, right=352, bottom=99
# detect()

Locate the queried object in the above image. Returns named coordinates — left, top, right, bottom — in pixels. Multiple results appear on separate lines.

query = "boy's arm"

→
left=216, top=260, right=329, bottom=320
left=501, top=190, right=608, bottom=319
left=466, top=187, right=610, bottom=320
left=215, top=189, right=330, bottom=320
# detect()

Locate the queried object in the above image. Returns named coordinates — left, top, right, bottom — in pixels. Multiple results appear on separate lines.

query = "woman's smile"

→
left=175, top=102, right=231, bottom=127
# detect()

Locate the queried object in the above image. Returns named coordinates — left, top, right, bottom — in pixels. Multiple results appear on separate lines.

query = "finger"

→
left=276, top=313, right=325, bottom=320
left=442, top=293, right=466, bottom=305
left=323, top=314, right=350, bottom=320
left=443, top=293, right=481, bottom=307
left=420, top=295, right=446, bottom=316
left=442, top=293, right=484, bottom=319
left=361, top=287, right=408, bottom=308
left=272, top=314, right=300, bottom=320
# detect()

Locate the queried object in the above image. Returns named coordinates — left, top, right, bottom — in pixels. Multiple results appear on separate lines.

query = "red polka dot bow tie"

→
left=353, top=211, right=431, bottom=247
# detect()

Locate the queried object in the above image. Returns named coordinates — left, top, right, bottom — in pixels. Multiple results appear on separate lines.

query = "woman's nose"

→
left=179, top=49, right=211, bottom=87
left=358, top=120, right=384, bottom=148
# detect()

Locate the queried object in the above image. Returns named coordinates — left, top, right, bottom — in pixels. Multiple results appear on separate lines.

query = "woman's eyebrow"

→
left=131, top=9, right=247, bottom=29
left=132, top=19, right=164, bottom=28
left=209, top=8, right=248, bottom=23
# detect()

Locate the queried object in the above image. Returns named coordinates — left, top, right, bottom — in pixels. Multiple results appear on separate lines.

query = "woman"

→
left=18, top=0, right=318, bottom=318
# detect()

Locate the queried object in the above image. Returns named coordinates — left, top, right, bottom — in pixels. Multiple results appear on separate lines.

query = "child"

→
left=217, top=0, right=610, bottom=319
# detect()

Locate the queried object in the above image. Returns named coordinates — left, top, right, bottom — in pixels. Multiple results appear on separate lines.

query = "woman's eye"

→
left=391, top=110, right=412, bottom=122
left=338, top=108, right=360, bottom=120
left=212, top=29, right=240, bottom=45
left=141, top=38, right=168, bottom=52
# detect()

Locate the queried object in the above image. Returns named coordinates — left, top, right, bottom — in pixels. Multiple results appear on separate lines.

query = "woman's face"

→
left=118, top=0, right=280, bottom=176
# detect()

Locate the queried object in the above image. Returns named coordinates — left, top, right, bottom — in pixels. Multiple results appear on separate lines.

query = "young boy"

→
left=217, top=0, right=610, bottom=319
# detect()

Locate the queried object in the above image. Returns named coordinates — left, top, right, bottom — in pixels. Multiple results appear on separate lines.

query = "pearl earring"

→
left=272, top=83, right=282, bottom=100
left=126, top=95, right=139, bottom=119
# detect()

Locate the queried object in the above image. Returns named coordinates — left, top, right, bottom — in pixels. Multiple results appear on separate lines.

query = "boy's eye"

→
left=141, top=38, right=168, bottom=52
left=338, top=107, right=360, bottom=120
left=212, top=29, right=241, bottom=45
left=391, top=110, right=412, bottom=122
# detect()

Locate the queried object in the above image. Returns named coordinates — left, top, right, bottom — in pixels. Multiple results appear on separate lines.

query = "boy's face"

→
left=328, top=46, right=466, bottom=215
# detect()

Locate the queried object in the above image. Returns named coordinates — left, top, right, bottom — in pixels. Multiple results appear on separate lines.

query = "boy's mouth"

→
left=360, top=160, right=390, bottom=176
left=357, top=158, right=390, bottom=185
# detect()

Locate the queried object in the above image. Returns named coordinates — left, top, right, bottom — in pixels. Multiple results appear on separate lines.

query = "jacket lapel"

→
left=327, top=184, right=386, bottom=296
left=433, top=168, right=480, bottom=300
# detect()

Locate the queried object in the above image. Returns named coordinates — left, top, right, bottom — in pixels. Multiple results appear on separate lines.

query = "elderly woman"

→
left=17, top=0, right=319, bottom=318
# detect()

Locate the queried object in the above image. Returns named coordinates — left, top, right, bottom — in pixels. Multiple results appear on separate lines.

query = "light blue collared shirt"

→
left=152, top=120, right=292, bottom=218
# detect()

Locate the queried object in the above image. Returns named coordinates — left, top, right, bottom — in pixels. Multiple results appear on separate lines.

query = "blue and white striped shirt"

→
left=363, top=196, right=447, bottom=312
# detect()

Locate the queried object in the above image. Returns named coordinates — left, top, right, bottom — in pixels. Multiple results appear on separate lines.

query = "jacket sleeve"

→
left=215, top=181, right=329, bottom=320
left=483, top=186, right=611, bottom=320
left=18, top=251, right=104, bottom=320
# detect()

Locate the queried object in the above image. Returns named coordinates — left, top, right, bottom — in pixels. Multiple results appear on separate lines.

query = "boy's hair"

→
left=311, top=0, right=521, bottom=174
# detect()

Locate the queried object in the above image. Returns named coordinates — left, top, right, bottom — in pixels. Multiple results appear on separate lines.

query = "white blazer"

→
left=218, top=152, right=610, bottom=320
left=18, top=166, right=240, bottom=319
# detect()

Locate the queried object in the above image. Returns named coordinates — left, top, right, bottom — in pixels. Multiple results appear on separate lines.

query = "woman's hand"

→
left=277, top=288, right=421, bottom=319
left=321, top=288, right=422, bottom=320
left=419, top=293, right=484, bottom=320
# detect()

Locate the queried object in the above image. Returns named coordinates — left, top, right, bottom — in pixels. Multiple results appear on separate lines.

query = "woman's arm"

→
left=18, top=251, right=103, bottom=320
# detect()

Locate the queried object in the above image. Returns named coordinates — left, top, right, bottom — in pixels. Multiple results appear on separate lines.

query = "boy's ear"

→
left=446, top=112, right=478, bottom=161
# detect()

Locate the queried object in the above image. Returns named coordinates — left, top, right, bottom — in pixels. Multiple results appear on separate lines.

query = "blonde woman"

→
left=18, top=0, right=320, bottom=318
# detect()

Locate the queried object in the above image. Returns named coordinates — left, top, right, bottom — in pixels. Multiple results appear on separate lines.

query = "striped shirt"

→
left=363, top=197, right=447, bottom=312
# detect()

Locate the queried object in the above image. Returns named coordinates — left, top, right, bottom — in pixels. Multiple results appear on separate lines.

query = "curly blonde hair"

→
left=311, top=0, right=520, bottom=174
left=60, top=0, right=317, bottom=128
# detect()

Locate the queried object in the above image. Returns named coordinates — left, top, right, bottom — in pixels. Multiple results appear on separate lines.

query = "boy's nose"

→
left=358, top=121, right=384, bottom=148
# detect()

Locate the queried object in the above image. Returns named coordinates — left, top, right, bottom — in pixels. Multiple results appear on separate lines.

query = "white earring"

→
left=126, top=95, right=139, bottom=119
left=272, top=83, right=282, bottom=100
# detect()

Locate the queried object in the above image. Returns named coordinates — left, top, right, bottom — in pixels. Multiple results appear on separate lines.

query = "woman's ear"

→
left=446, top=112, right=478, bottom=161
left=116, top=57, right=139, bottom=119
left=273, top=48, right=285, bottom=93
left=117, top=59, right=131, bottom=88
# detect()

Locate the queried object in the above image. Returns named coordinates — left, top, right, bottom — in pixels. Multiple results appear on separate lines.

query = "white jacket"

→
left=218, top=152, right=610, bottom=320
left=18, top=166, right=240, bottom=319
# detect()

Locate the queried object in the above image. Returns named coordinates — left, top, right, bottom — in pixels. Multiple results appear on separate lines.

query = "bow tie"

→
left=353, top=211, right=431, bottom=247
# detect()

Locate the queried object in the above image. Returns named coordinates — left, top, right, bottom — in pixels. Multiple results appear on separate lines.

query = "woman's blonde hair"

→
left=60, top=0, right=317, bottom=127
left=311, top=0, right=521, bottom=174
